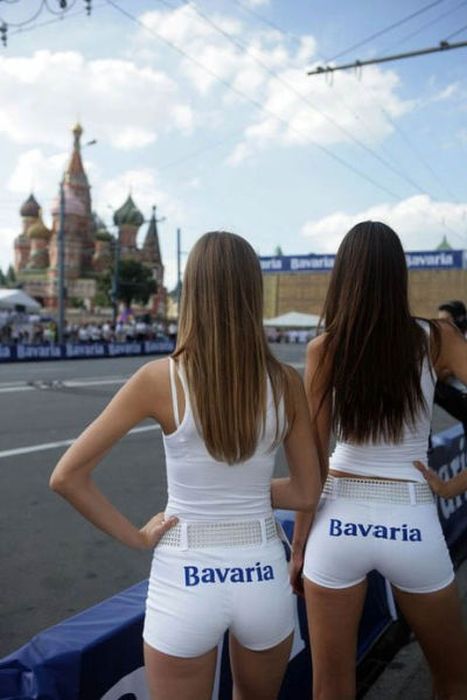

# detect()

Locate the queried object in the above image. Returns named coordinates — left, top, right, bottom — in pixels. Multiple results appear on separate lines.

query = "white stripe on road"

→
left=0, top=385, right=34, bottom=394
left=0, top=424, right=161, bottom=459
left=0, top=377, right=127, bottom=394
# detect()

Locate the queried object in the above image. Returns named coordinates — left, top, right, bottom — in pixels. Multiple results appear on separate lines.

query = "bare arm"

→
left=414, top=460, right=467, bottom=499
left=271, top=367, right=322, bottom=514
left=291, top=337, right=332, bottom=593
left=49, top=360, right=177, bottom=549
left=434, top=320, right=467, bottom=385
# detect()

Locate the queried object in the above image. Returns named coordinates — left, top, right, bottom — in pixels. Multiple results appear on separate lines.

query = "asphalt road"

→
left=0, top=344, right=456, bottom=658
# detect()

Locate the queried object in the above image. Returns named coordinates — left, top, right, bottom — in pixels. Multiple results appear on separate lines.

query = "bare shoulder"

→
left=306, top=332, right=328, bottom=363
left=126, top=357, right=171, bottom=399
left=124, top=357, right=172, bottom=422
left=136, top=356, right=170, bottom=381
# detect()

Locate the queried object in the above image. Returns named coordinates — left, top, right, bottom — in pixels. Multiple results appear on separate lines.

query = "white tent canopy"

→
left=263, top=311, right=320, bottom=328
left=0, top=288, right=42, bottom=311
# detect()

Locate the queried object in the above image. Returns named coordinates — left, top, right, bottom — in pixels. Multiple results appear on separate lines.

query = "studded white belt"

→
left=158, top=516, right=279, bottom=549
left=323, top=475, right=434, bottom=505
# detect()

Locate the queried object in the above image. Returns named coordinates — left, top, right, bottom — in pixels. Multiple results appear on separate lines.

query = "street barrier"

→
left=0, top=340, right=175, bottom=363
left=1, top=424, right=466, bottom=700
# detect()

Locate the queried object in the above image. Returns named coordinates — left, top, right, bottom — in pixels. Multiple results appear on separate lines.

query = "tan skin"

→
left=50, top=358, right=321, bottom=700
left=291, top=320, right=467, bottom=700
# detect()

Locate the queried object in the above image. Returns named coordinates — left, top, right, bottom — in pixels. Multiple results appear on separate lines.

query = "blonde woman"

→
left=50, top=231, right=321, bottom=700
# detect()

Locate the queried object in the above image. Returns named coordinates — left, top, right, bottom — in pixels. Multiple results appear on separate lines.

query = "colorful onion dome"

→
left=27, top=212, right=51, bottom=240
left=20, top=193, right=40, bottom=218
left=113, top=194, right=144, bottom=228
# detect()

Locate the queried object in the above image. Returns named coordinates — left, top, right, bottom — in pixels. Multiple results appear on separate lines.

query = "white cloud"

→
left=7, top=149, right=67, bottom=198
left=0, top=225, right=16, bottom=275
left=301, top=195, right=467, bottom=253
left=137, top=4, right=412, bottom=164
left=0, top=50, right=193, bottom=150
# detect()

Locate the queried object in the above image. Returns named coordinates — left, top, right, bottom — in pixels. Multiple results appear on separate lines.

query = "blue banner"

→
left=260, top=250, right=465, bottom=274
left=0, top=340, right=175, bottom=363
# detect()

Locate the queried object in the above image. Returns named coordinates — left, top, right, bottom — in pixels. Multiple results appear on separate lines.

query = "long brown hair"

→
left=173, top=231, right=292, bottom=464
left=319, top=220, right=439, bottom=444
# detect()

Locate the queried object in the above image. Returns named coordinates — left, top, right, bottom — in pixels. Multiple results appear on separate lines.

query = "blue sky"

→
left=0, top=0, right=466, bottom=288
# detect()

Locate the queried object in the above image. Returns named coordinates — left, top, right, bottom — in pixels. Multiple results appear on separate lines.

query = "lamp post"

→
left=57, top=179, right=66, bottom=344
left=111, top=231, right=120, bottom=324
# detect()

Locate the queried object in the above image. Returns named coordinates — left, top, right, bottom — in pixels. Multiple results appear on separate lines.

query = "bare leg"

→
left=230, top=632, right=293, bottom=700
left=304, top=578, right=368, bottom=700
left=144, top=642, right=218, bottom=700
left=393, top=582, right=467, bottom=700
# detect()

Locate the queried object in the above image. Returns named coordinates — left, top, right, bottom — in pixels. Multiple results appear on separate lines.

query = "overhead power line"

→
left=379, top=0, right=467, bottom=54
left=308, top=39, right=467, bottom=75
left=326, top=0, right=444, bottom=62
left=106, top=0, right=466, bottom=243
left=184, top=2, right=464, bottom=212
left=104, top=0, right=405, bottom=201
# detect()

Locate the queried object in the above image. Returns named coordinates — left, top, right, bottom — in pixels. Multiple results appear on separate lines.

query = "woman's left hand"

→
left=139, top=513, right=179, bottom=550
left=290, top=549, right=305, bottom=597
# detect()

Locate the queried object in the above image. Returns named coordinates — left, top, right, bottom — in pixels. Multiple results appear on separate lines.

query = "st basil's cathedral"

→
left=13, top=124, right=166, bottom=316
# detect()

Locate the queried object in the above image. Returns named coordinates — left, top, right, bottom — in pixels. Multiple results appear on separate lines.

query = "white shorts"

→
left=143, top=530, right=294, bottom=658
left=303, top=480, right=454, bottom=594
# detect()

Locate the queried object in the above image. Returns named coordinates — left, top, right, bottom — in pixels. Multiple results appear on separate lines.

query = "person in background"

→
left=292, top=221, right=467, bottom=700
left=438, top=300, right=467, bottom=337
left=50, top=231, right=321, bottom=700
left=434, top=300, right=467, bottom=434
left=415, top=460, right=467, bottom=499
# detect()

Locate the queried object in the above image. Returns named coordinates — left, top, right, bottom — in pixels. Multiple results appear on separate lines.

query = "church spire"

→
left=143, top=205, right=162, bottom=264
left=64, top=122, right=89, bottom=189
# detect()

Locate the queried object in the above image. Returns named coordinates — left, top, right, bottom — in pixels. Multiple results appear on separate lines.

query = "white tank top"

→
left=329, top=321, right=436, bottom=482
left=163, top=358, right=285, bottom=521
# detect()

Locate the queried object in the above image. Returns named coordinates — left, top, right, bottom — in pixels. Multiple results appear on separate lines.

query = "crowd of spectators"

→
left=266, top=327, right=314, bottom=343
left=0, top=309, right=177, bottom=346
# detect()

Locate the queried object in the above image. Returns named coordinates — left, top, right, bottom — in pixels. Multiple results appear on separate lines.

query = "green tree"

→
left=6, top=265, right=17, bottom=288
left=117, top=259, right=156, bottom=309
left=0, top=267, right=6, bottom=286
left=274, top=245, right=283, bottom=256
left=94, top=269, right=113, bottom=308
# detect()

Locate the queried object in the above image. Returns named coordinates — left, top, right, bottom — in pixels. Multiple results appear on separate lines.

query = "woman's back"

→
left=330, top=321, right=435, bottom=482
left=164, top=358, right=286, bottom=520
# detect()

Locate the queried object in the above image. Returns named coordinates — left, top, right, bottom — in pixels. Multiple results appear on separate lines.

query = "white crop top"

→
left=163, top=358, right=286, bottom=521
left=329, top=321, right=436, bottom=483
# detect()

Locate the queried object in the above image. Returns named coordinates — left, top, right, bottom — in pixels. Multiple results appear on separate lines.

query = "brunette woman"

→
left=292, top=221, right=467, bottom=700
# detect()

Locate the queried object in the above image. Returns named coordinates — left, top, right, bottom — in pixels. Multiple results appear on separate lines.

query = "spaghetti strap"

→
left=169, top=357, right=180, bottom=428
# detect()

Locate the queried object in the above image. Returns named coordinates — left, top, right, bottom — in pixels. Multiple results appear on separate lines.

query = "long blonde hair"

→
left=173, top=231, right=293, bottom=464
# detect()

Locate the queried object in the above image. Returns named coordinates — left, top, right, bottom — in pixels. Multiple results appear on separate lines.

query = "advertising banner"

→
left=0, top=340, right=175, bottom=363
left=260, top=250, right=465, bottom=274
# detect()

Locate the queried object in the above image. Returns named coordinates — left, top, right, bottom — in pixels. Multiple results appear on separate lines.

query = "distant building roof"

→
left=436, top=235, right=453, bottom=251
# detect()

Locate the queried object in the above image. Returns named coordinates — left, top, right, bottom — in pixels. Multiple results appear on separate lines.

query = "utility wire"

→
left=105, top=0, right=406, bottom=201
left=379, top=0, right=467, bottom=54
left=7, top=1, right=105, bottom=38
left=180, top=0, right=465, bottom=241
left=231, top=0, right=462, bottom=202
left=443, top=21, right=467, bottom=40
left=184, top=1, right=458, bottom=205
left=308, top=40, right=467, bottom=75
left=326, top=0, right=444, bottom=62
